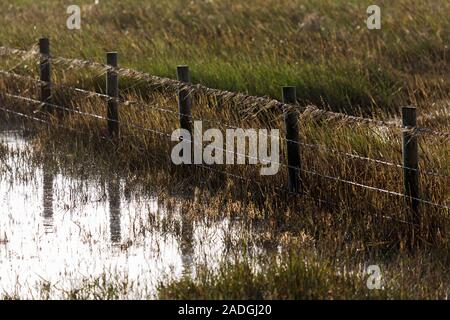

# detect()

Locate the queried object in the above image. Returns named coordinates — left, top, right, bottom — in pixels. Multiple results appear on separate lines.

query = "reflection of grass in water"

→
left=0, top=130, right=444, bottom=300
left=4, top=247, right=448, bottom=299
left=0, top=233, right=7, bottom=245
left=2, top=273, right=136, bottom=300
left=0, top=143, right=13, bottom=175
left=0, top=142, right=8, bottom=157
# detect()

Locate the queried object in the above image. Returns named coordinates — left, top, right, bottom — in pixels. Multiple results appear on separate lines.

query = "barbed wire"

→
left=0, top=44, right=39, bottom=72
left=0, top=92, right=173, bottom=138
left=0, top=104, right=99, bottom=138
left=297, top=141, right=450, bottom=180
left=0, top=103, right=442, bottom=227
left=4, top=44, right=449, bottom=138
left=1, top=92, right=449, bottom=212
left=2, top=102, right=420, bottom=226
left=300, top=167, right=449, bottom=211
left=0, top=69, right=222, bottom=126
left=1, top=69, right=449, bottom=180
left=193, top=162, right=430, bottom=226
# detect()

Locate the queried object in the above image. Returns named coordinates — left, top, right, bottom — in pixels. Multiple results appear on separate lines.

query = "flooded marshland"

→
left=0, top=126, right=272, bottom=299
left=1, top=121, right=448, bottom=300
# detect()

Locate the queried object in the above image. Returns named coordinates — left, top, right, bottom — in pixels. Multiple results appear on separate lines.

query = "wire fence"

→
left=0, top=42, right=449, bottom=219
left=1, top=102, right=421, bottom=228
left=1, top=69, right=449, bottom=179
left=1, top=86, right=449, bottom=213
left=1, top=100, right=449, bottom=216
left=1, top=62, right=449, bottom=177
left=2, top=44, right=449, bottom=139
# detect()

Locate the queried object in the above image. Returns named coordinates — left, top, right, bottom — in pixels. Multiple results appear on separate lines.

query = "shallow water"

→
left=0, top=129, right=266, bottom=299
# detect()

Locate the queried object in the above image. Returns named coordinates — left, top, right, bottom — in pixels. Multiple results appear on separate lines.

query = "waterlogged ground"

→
left=0, top=128, right=268, bottom=299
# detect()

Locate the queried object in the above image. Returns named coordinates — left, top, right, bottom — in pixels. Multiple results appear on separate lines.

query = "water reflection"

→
left=180, top=196, right=194, bottom=277
left=42, top=161, right=54, bottom=233
left=0, top=128, right=266, bottom=299
left=108, top=176, right=121, bottom=244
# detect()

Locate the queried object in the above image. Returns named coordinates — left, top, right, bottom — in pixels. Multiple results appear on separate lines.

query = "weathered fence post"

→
left=106, top=52, right=119, bottom=138
left=282, top=86, right=301, bottom=193
left=39, top=37, right=52, bottom=113
left=177, top=65, right=192, bottom=134
left=402, top=106, right=420, bottom=231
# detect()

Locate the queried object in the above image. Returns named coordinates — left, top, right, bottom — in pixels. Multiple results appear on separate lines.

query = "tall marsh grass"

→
left=0, top=0, right=449, bottom=299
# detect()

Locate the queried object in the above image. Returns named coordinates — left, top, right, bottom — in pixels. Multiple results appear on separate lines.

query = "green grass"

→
left=157, top=250, right=391, bottom=300
left=0, top=0, right=448, bottom=113
left=158, top=248, right=450, bottom=299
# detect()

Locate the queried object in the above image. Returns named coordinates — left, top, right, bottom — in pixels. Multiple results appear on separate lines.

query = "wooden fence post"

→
left=39, top=37, right=52, bottom=113
left=177, top=65, right=192, bottom=134
left=282, top=86, right=301, bottom=193
left=106, top=52, right=119, bottom=138
left=402, top=106, right=420, bottom=231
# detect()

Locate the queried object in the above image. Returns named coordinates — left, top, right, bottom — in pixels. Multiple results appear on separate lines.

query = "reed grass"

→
left=0, top=0, right=449, bottom=300
left=0, top=0, right=449, bottom=112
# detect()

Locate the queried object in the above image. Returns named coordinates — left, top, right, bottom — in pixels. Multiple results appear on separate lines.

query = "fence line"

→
left=0, top=93, right=173, bottom=138
left=4, top=44, right=449, bottom=138
left=0, top=102, right=344, bottom=210
left=39, top=56, right=450, bottom=139
left=1, top=100, right=449, bottom=215
left=1, top=38, right=450, bottom=238
left=1, top=69, right=448, bottom=180
left=2, top=102, right=420, bottom=227
left=1, top=92, right=449, bottom=212
left=0, top=104, right=96, bottom=137
left=298, top=141, right=450, bottom=180
left=0, top=70, right=113, bottom=100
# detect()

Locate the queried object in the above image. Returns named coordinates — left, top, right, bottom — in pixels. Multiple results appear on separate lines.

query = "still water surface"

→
left=0, top=129, right=265, bottom=298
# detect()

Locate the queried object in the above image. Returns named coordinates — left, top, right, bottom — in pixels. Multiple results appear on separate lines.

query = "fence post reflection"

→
left=42, top=161, right=54, bottom=232
left=108, top=176, right=122, bottom=244
left=180, top=197, right=194, bottom=277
